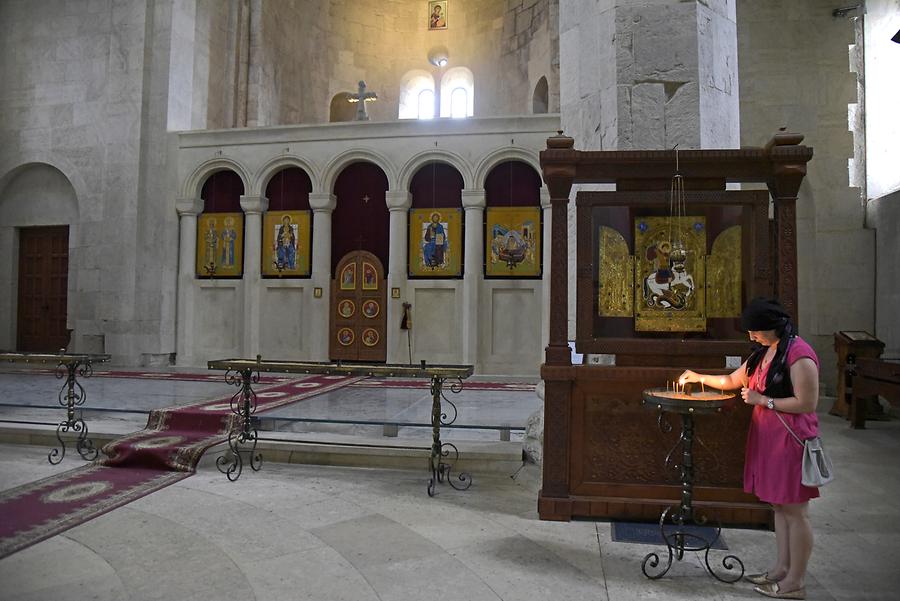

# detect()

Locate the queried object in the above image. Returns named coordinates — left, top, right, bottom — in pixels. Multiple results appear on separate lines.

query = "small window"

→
left=418, top=89, right=435, bottom=119
left=532, top=76, right=549, bottom=114
left=439, top=67, right=474, bottom=118
left=399, top=70, right=436, bottom=119
left=450, top=88, right=467, bottom=119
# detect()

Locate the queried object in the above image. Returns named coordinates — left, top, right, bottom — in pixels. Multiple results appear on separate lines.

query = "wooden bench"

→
left=850, top=358, right=900, bottom=429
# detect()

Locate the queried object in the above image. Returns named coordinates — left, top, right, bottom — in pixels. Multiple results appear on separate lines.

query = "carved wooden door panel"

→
left=17, top=226, right=70, bottom=352
left=330, top=250, right=387, bottom=362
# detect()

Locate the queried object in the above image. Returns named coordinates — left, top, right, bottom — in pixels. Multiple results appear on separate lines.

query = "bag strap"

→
left=773, top=409, right=805, bottom=448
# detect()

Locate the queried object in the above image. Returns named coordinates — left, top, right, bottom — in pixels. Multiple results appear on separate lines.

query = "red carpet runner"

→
left=0, top=374, right=361, bottom=559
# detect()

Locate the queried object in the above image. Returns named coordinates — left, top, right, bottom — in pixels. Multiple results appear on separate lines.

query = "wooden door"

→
left=330, top=251, right=387, bottom=362
left=17, top=226, right=70, bottom=352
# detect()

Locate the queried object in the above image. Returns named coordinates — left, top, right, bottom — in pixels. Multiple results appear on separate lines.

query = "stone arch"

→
left=322, top=148, right=397, bottom=194
left=0, top=154, right=89, bottom=219
left=330, top=92, right=357, bottom=122
left=0, top=162, right=79, bottom=226
left=399, top=69, right=436, bottom=119
left=532, top=76, right=549, bottom=114
left=255, top=155, right=320, bottom=196
left=439, top=66, right=474, bottom=118
left=473, top=147, right=542, bottom=189
left=181, top=157, right=252, bottom=200
left=398, top=149, right=474, bottom=191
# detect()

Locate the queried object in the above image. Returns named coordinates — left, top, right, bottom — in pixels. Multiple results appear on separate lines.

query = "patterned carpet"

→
left=0, top=374, right=361, bottom=559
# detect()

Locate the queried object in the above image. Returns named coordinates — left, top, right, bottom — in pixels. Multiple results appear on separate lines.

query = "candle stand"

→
left=640, top=387, right=745, bottom=583
left=1, top=351, right=110, bottom=464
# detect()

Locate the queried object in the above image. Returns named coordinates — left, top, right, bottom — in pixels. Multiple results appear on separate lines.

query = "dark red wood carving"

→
left=538, top=132, right=813, bottom=526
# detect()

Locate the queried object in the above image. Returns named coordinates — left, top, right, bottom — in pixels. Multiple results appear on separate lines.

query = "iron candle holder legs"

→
left=217, top=366, right=262, bottom=481
left=642, top=411, right=744, bottom=583
left=427, top=375, right=472, bottom=497
left=49, top=360, right=98, bottom=465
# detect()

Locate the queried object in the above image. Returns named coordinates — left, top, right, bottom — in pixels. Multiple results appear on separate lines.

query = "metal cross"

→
left=348, top=80, right=378, bottom=121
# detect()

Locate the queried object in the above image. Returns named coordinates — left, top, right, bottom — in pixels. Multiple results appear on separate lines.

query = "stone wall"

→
left=737, top=0, right=874, bottom=390
left=248, top=0, right=330, bottom=125
left=0, top=0, right=146, bottom=361
left=864, top=0, right=900, bottom=200
left=864, top=1, right=900, bottom=359
left=867, top=190, right=900, bottom=359
left=240, top=0, right=559, bottom=124
left=0, top=0, right=188, bottom=364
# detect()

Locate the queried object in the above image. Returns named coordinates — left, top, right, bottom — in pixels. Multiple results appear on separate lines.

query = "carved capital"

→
left=461, top=189, right=486, bottom=209
left=239, top=195, right=268, bottom=215
left=385, top=191, right=412, bottom=210
left=175, top=197, right=203, bottom=217
left=309, top=192, right=337, bottom=212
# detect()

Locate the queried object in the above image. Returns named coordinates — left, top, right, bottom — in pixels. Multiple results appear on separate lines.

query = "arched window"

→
left=329, top=93, right=356, bottom=122
left=418, top=89, right=435, bottom=119
left=450, top=88, right=467, bottom=119
left=532, top=76, right=549, bottom=114
left=439, top=67, right=474, bottom=118
left=399, top=70, right=436, bottom=119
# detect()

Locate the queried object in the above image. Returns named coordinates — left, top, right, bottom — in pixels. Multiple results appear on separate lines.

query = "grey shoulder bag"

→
left=774, top=410, right=834, bottom=487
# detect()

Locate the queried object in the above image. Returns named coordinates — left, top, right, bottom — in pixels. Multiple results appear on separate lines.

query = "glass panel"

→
left=450, top=87, right=467, bottom=119
left=417, top=89, right=435, bottom=119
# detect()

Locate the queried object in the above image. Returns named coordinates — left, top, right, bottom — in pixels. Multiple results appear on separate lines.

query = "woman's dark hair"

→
left=743, top=297, right=796, bottom=389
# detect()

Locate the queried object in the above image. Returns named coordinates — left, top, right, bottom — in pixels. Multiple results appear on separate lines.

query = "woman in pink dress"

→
left=680, top=297, right=820, bottom=600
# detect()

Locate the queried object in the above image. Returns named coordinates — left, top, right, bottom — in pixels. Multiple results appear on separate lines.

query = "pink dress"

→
left=743, top=337, right=820, bottom=505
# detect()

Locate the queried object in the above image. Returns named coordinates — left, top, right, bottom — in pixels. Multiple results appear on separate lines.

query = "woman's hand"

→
left=678, top=370, right=700, bottom=384
left=741, top=387, right=765, bottom=406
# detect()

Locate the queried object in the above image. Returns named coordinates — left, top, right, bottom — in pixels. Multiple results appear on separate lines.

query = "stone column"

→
left=386, top=191, right=411, bottom=364
left=558, top=0, right=740, bottom=334
left=175, top=197, right=203, bottom=365
left=461, top=189, right=486, bottom=368
left=239, top=195, right=268, bottom=357
left=308, top=193, right=336, bottom=361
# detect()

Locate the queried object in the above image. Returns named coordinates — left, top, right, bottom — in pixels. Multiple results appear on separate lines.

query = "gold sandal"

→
left=754, top=582, right=806, bottom=599
left=745, top=572, right=776, bottom=585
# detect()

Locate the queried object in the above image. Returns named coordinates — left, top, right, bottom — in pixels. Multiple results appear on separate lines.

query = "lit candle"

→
left=701, top=377, right=705, bottom=393
left=719, top=377, right=726, bottom=395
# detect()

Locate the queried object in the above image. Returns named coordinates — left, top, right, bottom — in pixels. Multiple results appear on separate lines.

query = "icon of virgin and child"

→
left=273, top=214, right=298, bottom=270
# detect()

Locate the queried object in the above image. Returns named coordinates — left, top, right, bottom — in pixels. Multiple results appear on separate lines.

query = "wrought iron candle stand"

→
left=427, top=374, right=472, bottom=497
left=640, top=387, right=744, bottom=583
left=216, top=360, right=263, bottom=482
left=0, top=351, right=110, bottom=465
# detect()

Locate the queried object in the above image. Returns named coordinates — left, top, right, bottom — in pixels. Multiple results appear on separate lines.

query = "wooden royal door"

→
left=17, top=226, right=71, bottom=352
left=330, top=251, right=387, bottom=362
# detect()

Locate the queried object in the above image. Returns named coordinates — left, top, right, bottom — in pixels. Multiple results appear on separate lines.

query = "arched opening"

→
left=200, top=170, right=244, bottom=212
left=399, top=70, right=436, bottom=119
left=0, top=163, right=79, bottom=351
left=418, top=89, right=435, bottom=119
left=439, top=67, right=474, bottom=118
left=450, top=87, right=468, bottom=119
left=484, top=160, right=542, bottom=278
left=264, top=167, right=313, bottom=277
left=409, top=162, right=464, bottom=277
left=330, top=92, right=357, bottom=122
left=198, top=170, right=245, bottom=277
left=484, top=160, right=542, bottom=207
left=532, top=76, right=549, bottom=114
left=331, top=162, right=390, bottom=276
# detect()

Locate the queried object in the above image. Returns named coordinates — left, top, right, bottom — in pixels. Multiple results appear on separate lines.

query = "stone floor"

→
left=0, top=371, right=899, bottom=601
